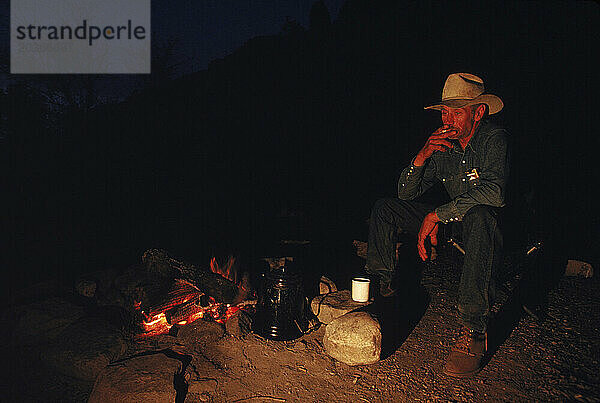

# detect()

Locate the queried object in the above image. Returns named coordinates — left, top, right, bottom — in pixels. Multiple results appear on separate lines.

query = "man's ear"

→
left=474, top=104, right=486, bottom=122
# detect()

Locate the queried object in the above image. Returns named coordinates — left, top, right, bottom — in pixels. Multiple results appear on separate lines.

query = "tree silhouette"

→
left=309, top=0, right=332, bottom=37
left=280, top=16, right=306, bottom=37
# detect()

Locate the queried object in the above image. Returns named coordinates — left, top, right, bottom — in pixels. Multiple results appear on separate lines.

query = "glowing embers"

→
left=216, top=305, right=241, bottom=324
left=134, top=261, right=255, bottom=338
left=134, top=279, right=211, bottom=337
left=141, top=312, right=171, bottom=336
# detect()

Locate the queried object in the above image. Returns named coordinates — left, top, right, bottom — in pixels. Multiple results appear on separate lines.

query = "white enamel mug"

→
left=351, top=277, right=370, bottom=302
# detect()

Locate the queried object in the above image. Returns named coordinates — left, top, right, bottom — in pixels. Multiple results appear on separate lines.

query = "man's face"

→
left=440, top=105, right=476, bottom=140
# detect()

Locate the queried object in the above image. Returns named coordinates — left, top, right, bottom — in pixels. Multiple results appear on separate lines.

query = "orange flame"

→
left=209, top=255, right=253, bottom=302
left=210, top=255, right=237, bottom=283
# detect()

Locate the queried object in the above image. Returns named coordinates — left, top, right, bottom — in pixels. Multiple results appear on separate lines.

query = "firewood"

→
left=142, top=249, right=239, bottom=304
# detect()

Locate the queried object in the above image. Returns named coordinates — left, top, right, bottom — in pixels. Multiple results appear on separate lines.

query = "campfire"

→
left=133, top=251, right=256, bottom=338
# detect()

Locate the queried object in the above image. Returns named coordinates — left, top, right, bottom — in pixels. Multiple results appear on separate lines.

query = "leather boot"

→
left=363, top=272, right=396, bottom=300
left=443, top=327, right=487, bottom=377
left=379, top=280, right=396, bottom=298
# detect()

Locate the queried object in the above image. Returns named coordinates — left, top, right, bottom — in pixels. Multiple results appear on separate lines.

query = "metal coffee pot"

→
left=253, top=258, right=310, bottom=341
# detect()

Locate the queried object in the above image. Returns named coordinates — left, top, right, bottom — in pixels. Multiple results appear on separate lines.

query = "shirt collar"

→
left=461, top=119, right=490, bottom=155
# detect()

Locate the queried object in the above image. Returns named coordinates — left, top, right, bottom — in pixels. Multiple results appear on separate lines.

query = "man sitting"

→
left=366, top=72, right=509, bottom=377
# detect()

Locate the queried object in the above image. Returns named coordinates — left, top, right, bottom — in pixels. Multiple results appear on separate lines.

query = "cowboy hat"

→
left=424, top=73, right=504, bottom=114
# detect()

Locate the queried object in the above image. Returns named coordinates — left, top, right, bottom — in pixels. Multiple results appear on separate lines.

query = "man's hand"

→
left=418, top=212, right=440, bottom=261
left=413, top=125, right=457, bottom=166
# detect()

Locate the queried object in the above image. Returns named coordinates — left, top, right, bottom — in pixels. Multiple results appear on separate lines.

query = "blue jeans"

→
left=366, top=198, right=503, bottom=333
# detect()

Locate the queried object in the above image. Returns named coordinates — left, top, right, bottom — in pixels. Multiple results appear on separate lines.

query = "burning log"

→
left=134, top=250, right=257, bottom=338
left=137, top=293, right=256, bottom=338
left=142, top=249, right=240, bottom=304
left=146, top=279, right=205, bottom=315
left=167, top=298, right=211, bottom=326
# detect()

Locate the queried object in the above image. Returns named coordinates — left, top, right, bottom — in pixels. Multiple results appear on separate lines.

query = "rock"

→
left=565, top=260, right=594, bottom=278
left=225, top=310, right=252, bottom=337
left=177, top=319, right=225, bottom=347
left=311, top=290, right=371, bottom=324
left=323, top=311, right=381, bottom=366
left=111, top=265, right=148, bottom=307
left=40, top=316, right=127, bottom=381
left=319, top=276, right=337, bottom=294
left=74, top=267, right=129, bottom=307
left=188, top=378, right=218, bottom=395
left=75, top=279, right=97, bottom=298
left=88, top=353, right=183, bottom=403
left=10, top=297, right=85, bottom=345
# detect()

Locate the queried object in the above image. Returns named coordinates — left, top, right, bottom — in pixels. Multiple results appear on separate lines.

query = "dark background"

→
left=1, top=0, right=598, bottom=296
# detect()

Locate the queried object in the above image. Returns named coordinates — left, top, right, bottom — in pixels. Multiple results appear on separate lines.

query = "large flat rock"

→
left=88, top=353, right=183, bottom=403
left=311, top=289, right=371, bottom=324
left=177, top=318, right=225, bottom=346
left=10, top=297, right=85, bottom=346
left=40, top=316, right=127, bottom=381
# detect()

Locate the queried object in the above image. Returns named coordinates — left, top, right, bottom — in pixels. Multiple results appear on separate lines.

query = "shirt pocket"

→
left=440, top=172, right=467, bottom=195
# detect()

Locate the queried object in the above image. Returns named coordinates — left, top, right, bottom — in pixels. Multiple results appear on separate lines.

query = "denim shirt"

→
left=397, top=120, right=510, bottom=224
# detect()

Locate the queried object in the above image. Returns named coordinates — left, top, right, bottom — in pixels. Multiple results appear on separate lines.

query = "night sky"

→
left=0, top=0, right=346, bottom=91
left=1, top=1, right=598, bottom=294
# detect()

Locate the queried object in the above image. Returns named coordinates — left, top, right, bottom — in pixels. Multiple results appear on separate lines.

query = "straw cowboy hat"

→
left=424, top=73, right=504, bottom=115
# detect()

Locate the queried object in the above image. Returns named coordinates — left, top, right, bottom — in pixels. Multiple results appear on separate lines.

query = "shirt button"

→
left=462, top=160, right=466, bottom=164
left=442, top=178, right=446, bottom=182
left=462, top=178, right=466, bottom=182
left=401, top=183, right=405, bottom=187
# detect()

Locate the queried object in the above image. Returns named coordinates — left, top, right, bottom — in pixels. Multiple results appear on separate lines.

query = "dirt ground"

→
left=3, top=249, right=599, bottom=402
